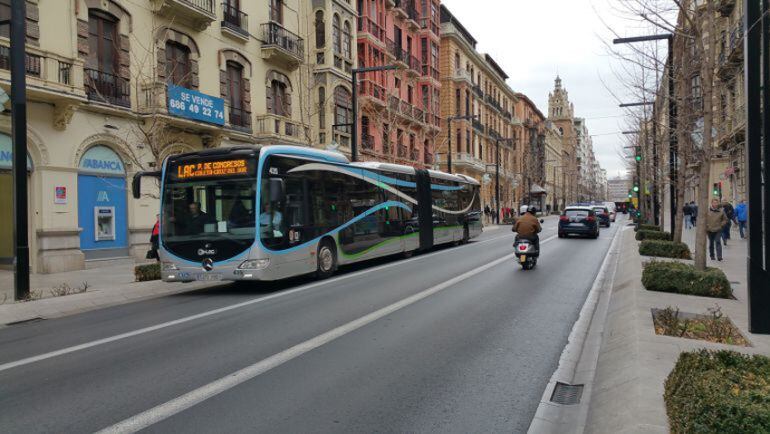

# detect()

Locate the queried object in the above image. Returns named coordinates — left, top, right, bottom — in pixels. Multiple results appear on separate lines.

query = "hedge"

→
left=639, top=240, right=692, bottom=259
left=665, top=350, right=770, bottom=434
left=642, top=261, right=732, bottom=298
left=635, top=229, right=673, bottom=241
left=635, top=224, right=662, bottom=232
left=135, top=263, right=161, bottom=282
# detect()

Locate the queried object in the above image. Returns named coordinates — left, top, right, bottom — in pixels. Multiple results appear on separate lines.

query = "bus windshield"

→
left=162, top=163, right=257, bottom=262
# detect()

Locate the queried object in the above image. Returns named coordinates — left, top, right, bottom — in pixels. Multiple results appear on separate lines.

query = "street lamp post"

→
left=620, top=101, right=660, bottom=226
left=4, top=0, right=30, bottom=300
left=744, top=0, right=770, bottom=333
left=614, top=34, right=676, bottom=235
left=446, top=114, right=478, bottom=174
left=350, top=65, right=399, bottom=162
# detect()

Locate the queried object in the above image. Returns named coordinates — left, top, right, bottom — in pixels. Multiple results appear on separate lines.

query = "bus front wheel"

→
left=316, top=240, right=337, bottom=279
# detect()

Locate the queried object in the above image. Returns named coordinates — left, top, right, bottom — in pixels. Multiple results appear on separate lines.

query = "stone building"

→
left=547, top=76, right=578, bottom=206
left=0, top=0, right=317, bottom=272
left=543, top=120, right=564, bottom=213
left=355, top=0, right=442, bottom=168
left=514, top=93, right=546, bottom=210
left=437, top=5, right=519, bottom=218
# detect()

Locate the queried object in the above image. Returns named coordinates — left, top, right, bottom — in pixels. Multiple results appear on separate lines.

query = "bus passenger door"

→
left=415, top=170, right=433, bottom=251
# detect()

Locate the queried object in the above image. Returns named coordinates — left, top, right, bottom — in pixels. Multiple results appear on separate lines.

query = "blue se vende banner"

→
left=167, top=85, right=226, bottom=126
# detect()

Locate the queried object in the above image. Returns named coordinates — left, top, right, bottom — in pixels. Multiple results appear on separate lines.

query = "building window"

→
left=422, top=85, right=429, bottom=110
left=333, top=14, right=341, bottom=55
left=407, top=85, right=413, bottom=104
left=343, top=21, right=352, bottom=59
left=165, top=41, right=191, bottom=88
left=269, top=0, right=283, bottom=24
left=334, top=86, right=352, bottom=135
left=455, top=89, right=460, bottom=115
left=456, top=129, right=461, bottom=153
left=315, top=11, right=325, bottom=49
left=318, top=86, right=326, bottom=125
left=270, top=79, right=288, bottom=117
left=0, top=0, right=9, bottom=38
left=466, top=128, right=470, bottom=153
left=87, top=10, right=119, bottom=75
left=226, top=61, right=245, bottom=126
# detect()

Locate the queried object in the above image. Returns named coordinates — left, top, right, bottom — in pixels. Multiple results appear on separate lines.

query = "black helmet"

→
left=527, top=207, right=538, bottom=214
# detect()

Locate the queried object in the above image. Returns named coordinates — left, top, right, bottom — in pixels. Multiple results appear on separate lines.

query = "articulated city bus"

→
left=133, top=145, right=482, bottom=283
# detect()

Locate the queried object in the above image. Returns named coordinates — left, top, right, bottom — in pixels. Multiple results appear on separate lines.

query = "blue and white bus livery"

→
left=133, top=145, right=482, bottom=283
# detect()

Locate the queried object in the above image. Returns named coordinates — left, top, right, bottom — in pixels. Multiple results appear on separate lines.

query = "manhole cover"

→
left=550, top=382, right=584, bottom=405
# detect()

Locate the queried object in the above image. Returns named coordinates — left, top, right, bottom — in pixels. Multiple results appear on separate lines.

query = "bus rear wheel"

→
left=316, top=240, right=337, bottom=279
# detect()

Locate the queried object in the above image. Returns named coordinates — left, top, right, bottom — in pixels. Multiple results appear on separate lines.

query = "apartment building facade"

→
left=355, top=0, right=442, bottom=168
left=0, top=0, right=318, bottom=272
left=437, top=5, right=518, bottom=216
left=514, top=93, right=546, bottom=209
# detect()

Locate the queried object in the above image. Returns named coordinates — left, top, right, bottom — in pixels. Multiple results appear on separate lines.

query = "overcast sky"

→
left=442, top=0, right=646, bottom=179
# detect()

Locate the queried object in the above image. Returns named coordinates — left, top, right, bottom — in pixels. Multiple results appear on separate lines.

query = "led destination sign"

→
left=176, top=159, right=250, bottom=179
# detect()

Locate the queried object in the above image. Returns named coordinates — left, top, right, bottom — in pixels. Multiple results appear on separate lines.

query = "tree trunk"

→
left=693, top=162, right=711, bottom=269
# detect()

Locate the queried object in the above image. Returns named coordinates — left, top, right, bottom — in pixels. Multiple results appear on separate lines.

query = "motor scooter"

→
left=513, top=218, right=544, bottom=270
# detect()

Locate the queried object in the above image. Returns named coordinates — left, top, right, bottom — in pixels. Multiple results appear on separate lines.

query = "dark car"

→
left=558, top=207, right=600, bottom=239
left=592, top=206, right=611, bottom=227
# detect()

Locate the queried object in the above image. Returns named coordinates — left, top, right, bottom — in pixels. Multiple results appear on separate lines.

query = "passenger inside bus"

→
left=260, top=201, right=283, bottom=239
left=183, top=202, right=215, bottom=235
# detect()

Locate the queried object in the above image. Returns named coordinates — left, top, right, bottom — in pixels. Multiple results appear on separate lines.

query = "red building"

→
left=356, top=0, right=442, bottom=167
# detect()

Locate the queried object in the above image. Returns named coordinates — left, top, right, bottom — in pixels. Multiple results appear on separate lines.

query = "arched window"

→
left=165, top=41, right=191, bottom=87
left=269, top=0, right=283, bottom=24
left=343, top=21, right=352, bottom=59
left=270, top=79, right=288, bottom=117
left=318, top=86, right=326, bottom=125
left=332, top=14, right=341, bottom=55
left=454, top=52, right=460, bottom=70
left=315, top=11, right=325, bottom=49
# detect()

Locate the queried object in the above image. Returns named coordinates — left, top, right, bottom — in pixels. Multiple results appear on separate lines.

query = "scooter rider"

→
left=513, top=207, right=542, bottom=250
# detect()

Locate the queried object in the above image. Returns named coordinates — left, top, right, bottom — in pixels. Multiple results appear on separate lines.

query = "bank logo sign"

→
left=167, top=85, right=225, bottom=126
left=78, top=145, right=126, bottom=176
left=0, top=133, right=32, bottom=170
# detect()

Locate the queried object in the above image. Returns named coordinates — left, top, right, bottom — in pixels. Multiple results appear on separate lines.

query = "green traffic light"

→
left=633, top=186, right=640, bottom=192
left=635, top=155, right=642, bottom=162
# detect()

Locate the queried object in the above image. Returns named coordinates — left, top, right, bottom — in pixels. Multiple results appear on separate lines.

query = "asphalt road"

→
left=0, top=216, right=623, bottom=433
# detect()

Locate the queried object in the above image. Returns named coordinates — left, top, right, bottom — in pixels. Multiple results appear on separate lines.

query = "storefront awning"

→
left=529, top=183, right=547, bottom=195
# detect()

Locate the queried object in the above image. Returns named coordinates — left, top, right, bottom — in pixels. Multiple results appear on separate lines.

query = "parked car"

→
left=558, top=207, right=600, bottom=239
left=592, top=206, right=611, bottom=227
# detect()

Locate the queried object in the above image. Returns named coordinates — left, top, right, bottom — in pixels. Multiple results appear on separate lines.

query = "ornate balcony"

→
left=420, top=17, right=440, bottom=36
left=84, top=68, right=130, bottom=108
left=388, top=96, right=425, bottom=125
left=260, top=22, right=304, bottom=69
left=451, top=68, right=473, bottom=84
left=358, top=79, right=387, bottom=106
left=454, top=152, right=485, bottom=172
left=152, top=0, right=216, bottom=31
left=358, top=16, right=385, bottom=42
left=472, top=83, right=483, bottom=98
left=255, top=114, right=309, bottom=144
left=221, top=2, right=248, bottom=40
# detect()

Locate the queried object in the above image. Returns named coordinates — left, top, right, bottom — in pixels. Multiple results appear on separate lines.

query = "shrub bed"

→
left=665, top=350, right=770, bottom=433
left=635, top=229, right=673, bottom=241
left=135, top=263, right=161, bottom=282
left=639, top=240, right=692, bottom=259
left=636, top=224, right=662, bottom=232
left=642, top=261, right=732, bottom=298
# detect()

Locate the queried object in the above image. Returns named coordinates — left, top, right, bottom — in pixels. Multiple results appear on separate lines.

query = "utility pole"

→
left=10, top=0, right=29, bottom=300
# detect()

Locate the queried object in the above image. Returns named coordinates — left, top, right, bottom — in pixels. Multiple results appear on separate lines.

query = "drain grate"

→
left=550, top=382, right=584, bottom=405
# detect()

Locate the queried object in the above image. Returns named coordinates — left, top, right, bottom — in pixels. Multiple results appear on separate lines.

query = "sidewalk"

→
left=0, top=263, right=214, bottom=326
left=584, top=223, right=770, bottom=433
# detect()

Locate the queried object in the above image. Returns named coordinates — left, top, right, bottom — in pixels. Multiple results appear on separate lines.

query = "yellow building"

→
left=438, top=5, right=519, bottom=220
left=0, top=0, right=325, bottom=273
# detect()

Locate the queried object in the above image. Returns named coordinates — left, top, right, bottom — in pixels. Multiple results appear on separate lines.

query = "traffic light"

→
left=633, top=184, right=640, bottom=193
left=635, top=147, right=642, bottom=162
left=628, top=191, right=633, bottom=198
left=713, top=182, right=722, bottom=197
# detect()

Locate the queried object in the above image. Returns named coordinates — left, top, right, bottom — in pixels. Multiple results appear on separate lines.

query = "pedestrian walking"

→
left=706, top=199, right=728, bottom=261
left=721, top=200, right=735, bottom=246
left=690, top=201, right=698, bottom=227
left=148, top=214, right=160, bottom=261
left=735, top=199, right=748, bottom=239
left=683, top=203, right=693, bottom=229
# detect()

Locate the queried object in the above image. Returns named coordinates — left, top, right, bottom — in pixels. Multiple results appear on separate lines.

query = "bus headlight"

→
left=161, top=262, right=179, bottom=271
left=238, top=259, right=270, bottom=270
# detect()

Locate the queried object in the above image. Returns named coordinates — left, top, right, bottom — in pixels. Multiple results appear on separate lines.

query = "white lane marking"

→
left=96, top=237, right=557, bottom=433
left=0, top=231, right=521, bottom=374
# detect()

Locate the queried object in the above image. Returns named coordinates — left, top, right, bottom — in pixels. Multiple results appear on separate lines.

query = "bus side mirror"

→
left=132, top=171, right=161, bottom=199
left=269, top=178, right=285, bottom=203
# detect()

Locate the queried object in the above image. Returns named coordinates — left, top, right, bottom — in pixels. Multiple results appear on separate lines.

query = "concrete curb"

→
left=528, top=221, right=627, bottom=434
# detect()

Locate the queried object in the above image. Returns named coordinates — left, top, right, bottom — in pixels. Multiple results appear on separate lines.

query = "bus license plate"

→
left=198, top=273, right=222, bottom=282
left=520, top=255, right=527, bottom=263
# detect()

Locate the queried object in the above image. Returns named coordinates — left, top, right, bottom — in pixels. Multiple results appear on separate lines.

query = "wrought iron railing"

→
left=222, top=2, right=248, bottom=34
left=357, top=16, right=384, bottom=41
left=0, top=45, right=41, bottom=77
left=180, top=0, right=215, bottom=13
left=261, top=22, right=304, bottom=59
left=84, top=68, right=130, bottom=107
